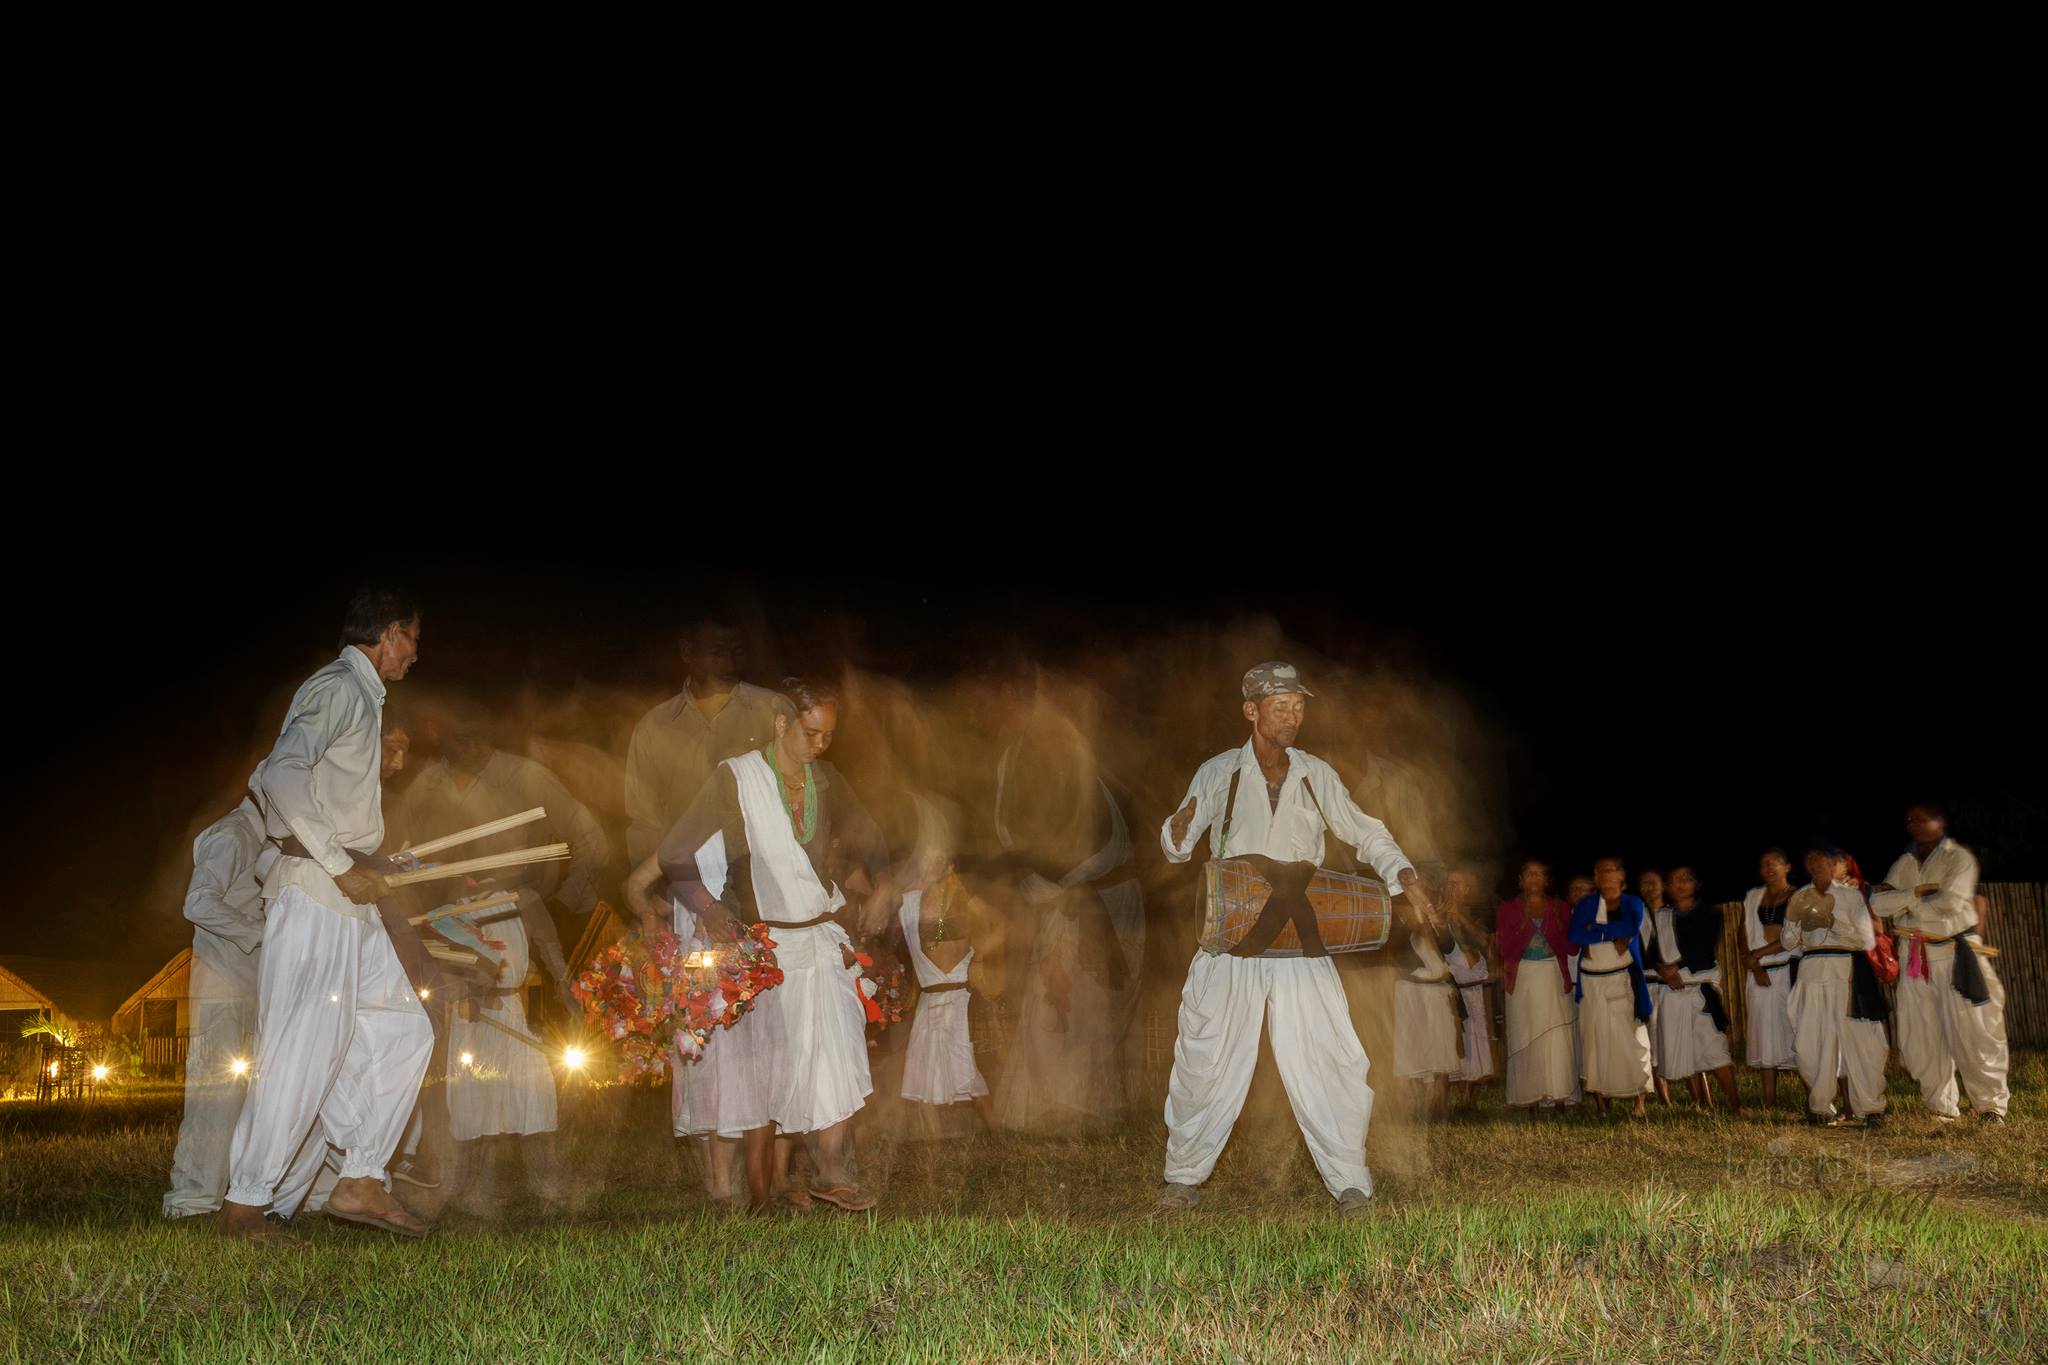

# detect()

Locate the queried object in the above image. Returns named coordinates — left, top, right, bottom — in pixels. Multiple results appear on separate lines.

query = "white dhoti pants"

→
left=760, top=920, right=871, bottom=1135
left=1894, top=941, right=2009, bottom=1118
left=1392, top=979, right=1460, bottom=1079
left=225, top=885, right=434, bottom=1207
left=1578, top=967, right=1652, bottom=1098
left=1655, top=982, right=1732, bottom=1081
left=1504, top=964, right=1579, bottom=1106
left=272, top=1124, right=341, bottom=1219
left=1786, top=955, right=1889, bottom=1118
left=162, top=931, right=260, bottom=1217
left=1745, top=963, right=1796, bottom=1069
left=1163, top=954, right=1373, bottom=1200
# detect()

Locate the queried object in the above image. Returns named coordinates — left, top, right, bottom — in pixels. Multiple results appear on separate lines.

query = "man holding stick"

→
left=220, top=587, right=434, bottom=1243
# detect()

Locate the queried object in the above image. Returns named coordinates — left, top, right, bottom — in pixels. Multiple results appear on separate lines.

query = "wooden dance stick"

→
left=381, top=844, right=572, bottom=890
left=400, top=807, right=548, bottom=860
left=408, top=891, right=521, bottom=927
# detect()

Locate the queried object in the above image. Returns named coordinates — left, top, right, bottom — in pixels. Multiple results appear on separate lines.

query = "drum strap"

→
left=1217, top=762, right=1334, bottom=958
left=1220, top=760, right=1330, bottom=857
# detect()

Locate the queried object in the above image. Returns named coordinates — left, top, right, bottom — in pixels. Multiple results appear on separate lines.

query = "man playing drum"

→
left=1157, top=662, right=1431, bottom=1215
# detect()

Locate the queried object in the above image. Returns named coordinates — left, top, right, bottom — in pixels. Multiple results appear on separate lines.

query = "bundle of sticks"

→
left=372, top=807, right=574, bottom=1020
left=376, top=806, right=571, bottom=891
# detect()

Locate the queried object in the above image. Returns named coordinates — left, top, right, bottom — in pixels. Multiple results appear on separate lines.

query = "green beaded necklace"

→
left=765, top=743, right=817, bottom=845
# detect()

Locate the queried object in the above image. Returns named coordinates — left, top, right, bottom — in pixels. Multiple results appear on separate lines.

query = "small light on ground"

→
left=563, top=1047, right=586, bottom=1071
left=230, top=1058, right=249, bottom=1077
left=91, top=1064, right=109, bottom=1082
left=459, top=1051, right=475, bottom=1067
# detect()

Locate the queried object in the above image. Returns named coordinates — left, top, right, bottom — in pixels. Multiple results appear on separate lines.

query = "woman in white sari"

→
left=656, top=678, right=896, bottom=1212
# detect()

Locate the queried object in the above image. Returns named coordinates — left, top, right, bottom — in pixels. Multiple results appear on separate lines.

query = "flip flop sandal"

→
left=809, top=1185, right=878, bottom=1212
left=326, top=1204, right=432, bottom=1239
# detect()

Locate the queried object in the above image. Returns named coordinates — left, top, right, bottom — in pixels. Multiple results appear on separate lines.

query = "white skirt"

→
left=1655, top=982, right=1731, bottom=1080
left=673, top=990, right=785, bottom=1139
left=1578, top=968, right=1652, bottom=1098
left=1456, top=983, right=1495, bottom=1081
left=670, top=906, right=787, bottom=1140
left=759, top=920, right=871, bottom=1135
left=448, top=920, right=555, bottom=1141
left=901, top=990, right=988, bottom=1105
left=1645, top=981, right=1665, bottom=1069
left=1745, top=962, right=1797, bottom=1069
left=1394, top=978, right=1460, bottom=1079
left=1504, top=964, right=1580, bottom=1106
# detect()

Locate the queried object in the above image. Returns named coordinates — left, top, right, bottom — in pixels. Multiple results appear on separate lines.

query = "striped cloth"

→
left=1199, top=858, right=1393, bottom=957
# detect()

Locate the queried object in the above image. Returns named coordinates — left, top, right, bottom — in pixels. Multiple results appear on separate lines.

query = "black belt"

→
left=275, top=835, right=391, bottom=872
left=921, top=982, right=969, bottom=995
left=760, top=914, right=835, bottom=930
left=1581, top=962, right=1634, bottom=977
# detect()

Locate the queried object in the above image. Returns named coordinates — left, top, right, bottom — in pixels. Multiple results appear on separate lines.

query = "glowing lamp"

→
left=459, top=1051, right=475, bottom=1067
left=230, top=1057, right=250, bottom=1077
left=563, top=1046, right=587, bottom=1071
left=91, top=1064, right=109, bottom=1082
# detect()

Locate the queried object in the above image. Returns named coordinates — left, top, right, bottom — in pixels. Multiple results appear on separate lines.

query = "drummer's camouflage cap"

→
left=1241, top=661, right=1316, bottom=700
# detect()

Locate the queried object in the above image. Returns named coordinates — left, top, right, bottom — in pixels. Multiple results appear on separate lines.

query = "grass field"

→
left=2, top=1057, right=2044, bottom=1363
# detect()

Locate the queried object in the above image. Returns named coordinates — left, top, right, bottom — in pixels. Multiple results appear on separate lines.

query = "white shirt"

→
left=251, top=646, right=386, bottom=917
left=1779, top=881, right=1876, bottom=954
left=183, top=797, right=276, bottom=956
left=1869, top=839, right=1979, bottom=938
left=1159, top=738, right=1415, bottom=888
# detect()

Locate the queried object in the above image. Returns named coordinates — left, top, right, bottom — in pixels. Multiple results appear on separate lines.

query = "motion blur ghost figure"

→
left=978, top=667, right=1145, bottom=1133
left=624, top=615, right=783, bottom=865
left=161, top=797, right=274, bottom=1218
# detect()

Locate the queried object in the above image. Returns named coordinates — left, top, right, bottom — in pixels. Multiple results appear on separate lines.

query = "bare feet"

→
left=326, top=1176, right=432, bottom=1238
left=220, top=1200, right=301, bottom=1247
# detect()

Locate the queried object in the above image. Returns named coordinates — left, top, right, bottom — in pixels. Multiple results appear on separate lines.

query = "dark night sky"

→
left=7, top=476, right=2043, bottom=1013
